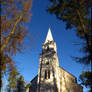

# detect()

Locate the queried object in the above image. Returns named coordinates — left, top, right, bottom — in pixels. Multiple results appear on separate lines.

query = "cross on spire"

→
left=45, top=27, right=53, bottom=43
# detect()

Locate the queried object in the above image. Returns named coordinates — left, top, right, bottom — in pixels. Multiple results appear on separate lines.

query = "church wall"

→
left=29, top=76, right=38, bottom=92
left=59, top=67, right=83, bottom=92
left=30, top=52, right=58, bottom=92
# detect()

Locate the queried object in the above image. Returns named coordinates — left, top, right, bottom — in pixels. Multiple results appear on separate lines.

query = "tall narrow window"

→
left=45, top=70, right=47, bottom=79
left=45, top=70, right=50, bottom=79
left=48, top=70, right=50, bottom=79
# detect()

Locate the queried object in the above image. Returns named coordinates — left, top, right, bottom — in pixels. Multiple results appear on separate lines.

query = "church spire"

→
left=45, top=27, right=53, bottom=43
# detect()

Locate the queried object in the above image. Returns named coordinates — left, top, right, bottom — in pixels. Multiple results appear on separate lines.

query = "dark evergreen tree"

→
left=48, top=0, right=92, bottom=91
left=16, top=75, right=25, bottom=92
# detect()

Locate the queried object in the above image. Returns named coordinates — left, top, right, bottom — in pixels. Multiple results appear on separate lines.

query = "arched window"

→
left=48, top=70, right=50, bottom=79
left=45, top=70, right=47, bottom=79
left=45, top=70, right=50, bottom=79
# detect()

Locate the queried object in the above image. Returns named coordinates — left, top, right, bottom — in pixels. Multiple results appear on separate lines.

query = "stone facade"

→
left=59, top=67, right=83, bottom=92
left=29, top=28, right=83, bottom=92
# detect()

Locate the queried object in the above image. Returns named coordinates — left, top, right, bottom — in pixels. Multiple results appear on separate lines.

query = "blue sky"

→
left=11, top=0, right=89, bottom=92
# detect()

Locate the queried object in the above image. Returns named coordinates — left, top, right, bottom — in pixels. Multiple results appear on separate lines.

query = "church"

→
left=28, top=28, right=83, bottom=92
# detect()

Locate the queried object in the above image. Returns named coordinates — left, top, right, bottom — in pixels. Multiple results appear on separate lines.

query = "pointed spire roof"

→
left=45, top=27, right=53, bottom=43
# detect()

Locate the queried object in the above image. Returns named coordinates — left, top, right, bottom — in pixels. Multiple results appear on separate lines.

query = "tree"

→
left=25, top=83, right=31, bottom=92
left=79, top=71, right=92, bottom=88
left=0, top=0, right=32, bottom=90
left=0, top=53, right=16, bottom=91
left=48, top=0, right=92, bottom=65
left=48, top=0, right=92, bottom=91
left=7, top=73, right=26, bottom=92
left=16, top=75, right=25, bottom=92
left=1, top=0, right=32, bottom=54
left=8, top=67, right=19, bottom=92
left=26, top=83, right=31, bottom=88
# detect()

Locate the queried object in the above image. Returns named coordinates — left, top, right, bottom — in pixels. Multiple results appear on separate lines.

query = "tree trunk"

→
left=1, top=15, right=23, bottom=53
left=77, top=10, right=92, bottom=69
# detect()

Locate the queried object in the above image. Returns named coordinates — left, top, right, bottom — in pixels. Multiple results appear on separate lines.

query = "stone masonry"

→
left=28, top=28, right=83, bottom=92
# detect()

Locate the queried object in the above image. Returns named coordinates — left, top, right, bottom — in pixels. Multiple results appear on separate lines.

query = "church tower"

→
left=37, top=28, right=60, bottom=92
left=29, top=28, right=83, bottom=92
left=29, top=27, right=83, bottom=92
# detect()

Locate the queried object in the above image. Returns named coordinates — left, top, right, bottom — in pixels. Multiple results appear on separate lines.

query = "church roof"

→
left=30, top=75, right=38, bottom=83
left=59, top=66, right=76, bottom=79
left=45, top=27, right=53, bottom=43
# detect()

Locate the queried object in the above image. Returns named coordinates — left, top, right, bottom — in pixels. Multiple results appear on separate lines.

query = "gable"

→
left=29, top=75, right=38, bottom=92
left=59, top=66, right=77, bottom=81
left=59, top=66, right=83, bottom=92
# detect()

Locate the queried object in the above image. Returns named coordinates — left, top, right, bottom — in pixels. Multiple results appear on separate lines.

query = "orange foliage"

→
left=1, top=0, right=32, bottom=74
left=1, top=16, right=7, bottom=21
left=0, top=53, right=15, bottom=72
left=1, top=0, right=32, bottom=54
